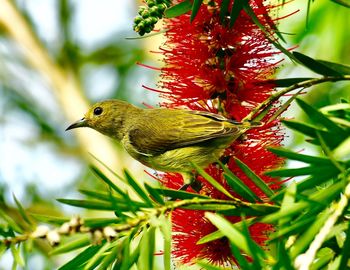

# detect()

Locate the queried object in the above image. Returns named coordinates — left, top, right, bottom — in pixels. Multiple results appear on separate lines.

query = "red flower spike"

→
left=152, top=0, right=289, bottom=266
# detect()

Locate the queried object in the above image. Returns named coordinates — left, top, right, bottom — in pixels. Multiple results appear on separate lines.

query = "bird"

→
left=66, top=99, right=254, bottom=191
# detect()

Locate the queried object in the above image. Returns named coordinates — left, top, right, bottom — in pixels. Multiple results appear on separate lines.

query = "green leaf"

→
left=196, top=261, right=225, bottom=270
left=58, top=245, right=101, bottom=270
left=269, top=216, right=315, bottom=241
left=98, top=242, right=121, bottom=269
left=333, top=136, right=350, bottom=161
left=229, top=0, right=246, bottom=27
left=217, top=160, right=261, bottom=202
left=265, top=165, right=337, bottom=177
left=182, top=203, right=237, bottom=211
left=197, top=218, right=254, bottom=244
left=241, top=219, right=263, bottom=268
left=84, top=242, right=113, bottom=270
left=190, top=0, right=203, bottom=22
left=164, top=0, right=192, bottom=18
left=144, top=183, right=165, bottom=205
left=12, top=194, right=32, bottom=226
left=223, top=173, right=261, bottom=202
left=83, top=218, right=119, bottom=228
left=205, top=213, right=252, bottom=255
left=231, top=244, right=253, bottom=269
left=57, top=199, right=116, bottom=210
left=317, top=60, right=350, bottom=75
left=197, top=230, right=223, bottom=245
left=263, top=180, right=344, bottom=224
left=123, top=170, right=153, bottom=206
left=282, top=120, right=320, bottom=138
left=291, top=208, right=331, bottom=258
left=268, top=147, right=333, bottom=165
left=154, top=187, right=209, bottom=200
left=192, top=163, right=235, bottom=199
left=272, top=77, right=315, bottom=87
left=338, top=220, right=350, bottom=269
left=234, top=158, right=274, bottom=197
left=159, top=216, right=171, bottom=270
left=138, top=227, right=156, bottom=270
left=311, top=248, right=335, bottom=270
left=296, top=98, right=346, bottom=135
left=120, top=241, right=140, bottom=270
left=293, top=52, right=342, bottom=76
left=10, top=244, right=25, bottom=267
left=330, top=0, right=350, bottom=8
left=30, top=214, right=68, bottom=225
left=0, top=209, right=23, bottom=233
left=51, top=235, right=91, bottom=255
left=219, top=0, right=230, bottom=23
left=90, top=166, right=125, bottom=196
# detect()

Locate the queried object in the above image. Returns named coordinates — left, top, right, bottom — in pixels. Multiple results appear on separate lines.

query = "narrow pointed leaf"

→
left=234, top=158, right=274, bottom=197
left=144, top=183, right=165, bottom=204
left=10, top=244, right=24, bottom=267
left=230, top=244, right=252, bottom=269
left=339, top=220, right=350, bottom=269
left=165, top=0, right=192, bottom=18
left=123, top=170, right=153, bottom=206
left=219, top=0, right=230, bottom=23
left=291, top=209, right=331, bottom=257
left=331, top=0, right=350, bottom=7
left=57, top=199, right=116, bottom=210
left=58, top=245, right=101, bottom=270
left=0, top=209, right=23, bottom=233
left=271, top=77, right=314, bottom=87
left=224, top=173, right=261, bottom=202
left=192, top=163, right=235, bottom=199
left=265, top=165, right=337, bottom=177
left=190, top=0, right=203, bottom=22
left=229, top=0, right=245, bottom=27
left=196, top=261, right=225, bottom=270
left=317, top=60, right=350, bottom=75
left=205, top=213, right=252, bottom=256
left=154, top=188, right=209, bottom=199
left=293, top=52, right=342, bottom=76
left=51, top=235, right=90, bottom=255
left=268, top=147, right=332, bottom=165
left=13, top=194, right=32, bottom=226
left=217, top=160, right=261, bottom=202
left=30, top=214, right=68, bottom=225
left=84, top=242, right=113, bottom=270
left=91, top=166, right=125, bottom=196
left=282, top=120, right=319, bottom=138
left=296, top=98, right=346, bottom=135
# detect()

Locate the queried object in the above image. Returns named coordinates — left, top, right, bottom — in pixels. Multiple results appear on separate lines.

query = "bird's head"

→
left=66, top=99, right=131, bottom=139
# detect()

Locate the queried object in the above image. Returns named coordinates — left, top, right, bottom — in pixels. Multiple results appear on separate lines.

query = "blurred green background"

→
left=0, top=0, right=349, bottom=268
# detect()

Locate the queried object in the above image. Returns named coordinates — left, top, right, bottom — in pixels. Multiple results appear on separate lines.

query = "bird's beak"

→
left=66, top=118, right=88, bottom=131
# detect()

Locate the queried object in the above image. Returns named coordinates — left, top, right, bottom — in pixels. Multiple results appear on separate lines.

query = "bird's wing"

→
left=126, top=109, right=241, bottom=156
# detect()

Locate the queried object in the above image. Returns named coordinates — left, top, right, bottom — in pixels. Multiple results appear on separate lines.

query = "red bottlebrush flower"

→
left=154, top=0, right=287, bottom=267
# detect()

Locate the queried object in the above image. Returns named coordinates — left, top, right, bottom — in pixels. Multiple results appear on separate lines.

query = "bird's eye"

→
left=93, top=107, right=103, bottom=115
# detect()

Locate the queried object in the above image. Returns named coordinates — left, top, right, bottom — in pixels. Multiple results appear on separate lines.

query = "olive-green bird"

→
left=66, top=99, right=252, bottom=189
